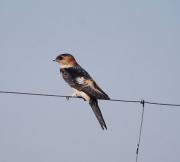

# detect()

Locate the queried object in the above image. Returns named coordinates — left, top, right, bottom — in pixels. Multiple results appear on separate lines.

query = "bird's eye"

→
left=58, top=56, right=63, bottom=60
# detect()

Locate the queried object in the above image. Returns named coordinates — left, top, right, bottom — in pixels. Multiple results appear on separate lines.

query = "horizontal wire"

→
left=0, top=90, right=78, bottom=99
left=0, top=90, right=140, bottom=102
left=144, top=101, right=180, bottom=107
left=0, top=90, right=180, bottom=107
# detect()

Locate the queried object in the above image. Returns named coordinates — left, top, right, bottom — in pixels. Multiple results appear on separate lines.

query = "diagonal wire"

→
left=136, top=100, right=145, bottom=162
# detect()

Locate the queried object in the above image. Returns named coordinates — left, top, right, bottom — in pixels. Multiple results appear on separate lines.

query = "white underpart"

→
left=72, top=88, right=90, bottom=102
left=76, top=77, right=85, bottom=84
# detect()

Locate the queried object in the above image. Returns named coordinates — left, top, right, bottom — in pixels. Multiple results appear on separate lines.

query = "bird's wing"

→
left=61, top=66, right=110, bottom=100
left=81, top=79, right=110, bottom=100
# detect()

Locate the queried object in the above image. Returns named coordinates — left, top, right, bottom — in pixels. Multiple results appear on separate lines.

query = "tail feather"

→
left=89, top=98, right=107, bottom=130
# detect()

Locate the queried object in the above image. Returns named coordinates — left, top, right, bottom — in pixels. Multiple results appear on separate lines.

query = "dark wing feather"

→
left=60, top=66, right=110, bottom=100
left=60, top=66, right=91, bottom=88
left=81, top=81, right=110, bottom=100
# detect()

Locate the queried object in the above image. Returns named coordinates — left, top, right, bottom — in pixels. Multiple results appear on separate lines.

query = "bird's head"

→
left=53, top=53, right=78, bottom=68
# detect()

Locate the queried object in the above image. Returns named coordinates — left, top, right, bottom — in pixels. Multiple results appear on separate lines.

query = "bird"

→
left=53, top=53, right=110, bottom=130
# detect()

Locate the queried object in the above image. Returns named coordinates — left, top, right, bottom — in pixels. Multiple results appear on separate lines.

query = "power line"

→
left=0, top=90, right=180, bottom=162
left=0, top=90, right=180, bottom=107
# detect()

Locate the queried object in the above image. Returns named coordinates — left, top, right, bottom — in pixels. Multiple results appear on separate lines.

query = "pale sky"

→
left=0, top=0, right=180, bottom=162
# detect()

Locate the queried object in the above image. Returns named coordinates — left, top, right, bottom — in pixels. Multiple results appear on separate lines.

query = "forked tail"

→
left=89, top=98, right=107, bottom=130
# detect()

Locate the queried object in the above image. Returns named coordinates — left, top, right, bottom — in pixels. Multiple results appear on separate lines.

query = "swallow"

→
left=53, top=53, right=110, bottom=130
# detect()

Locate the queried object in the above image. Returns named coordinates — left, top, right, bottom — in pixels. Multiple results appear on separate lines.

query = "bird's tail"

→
left=89, top=98, right=107, bottom=130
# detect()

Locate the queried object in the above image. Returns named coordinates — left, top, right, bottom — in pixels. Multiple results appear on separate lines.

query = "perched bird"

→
left=53, top=53, right=110, bottom=130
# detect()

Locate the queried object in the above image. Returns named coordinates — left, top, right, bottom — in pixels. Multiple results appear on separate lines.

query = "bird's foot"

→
left=66, top=92, right=78, bottom=101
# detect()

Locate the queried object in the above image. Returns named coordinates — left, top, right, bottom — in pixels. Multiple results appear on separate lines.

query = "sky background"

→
left=0, top=0, right=180, bottom=162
